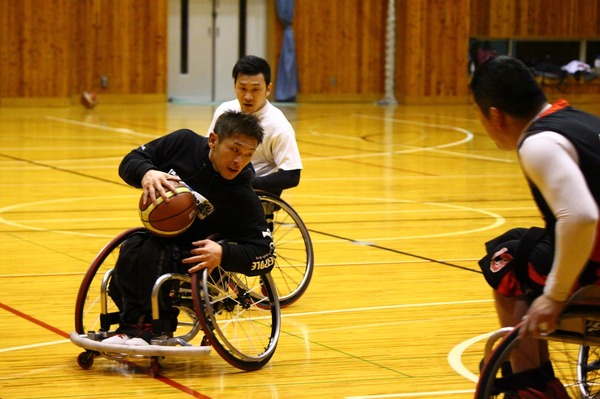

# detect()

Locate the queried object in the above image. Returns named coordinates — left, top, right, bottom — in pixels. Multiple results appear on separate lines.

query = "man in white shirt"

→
left=471, top=56, right=600, bottom=399
left=207, top=55, right=302, bottom=196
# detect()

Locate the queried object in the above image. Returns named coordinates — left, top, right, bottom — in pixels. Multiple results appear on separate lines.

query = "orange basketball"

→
left=139, top=185, right=198, bottom=237
left=80, top=91, right=98, bottom=109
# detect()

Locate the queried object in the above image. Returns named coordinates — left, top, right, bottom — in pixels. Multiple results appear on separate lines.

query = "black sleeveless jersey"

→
left=521, top=102, right=600, bottom=261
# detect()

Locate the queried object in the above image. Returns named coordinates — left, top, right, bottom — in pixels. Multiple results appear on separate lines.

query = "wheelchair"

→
left=71, top=227, right=281, bottom=375
left=475, top=285, right=600, bottom=398
left=255, top=190, right=314, bottom=307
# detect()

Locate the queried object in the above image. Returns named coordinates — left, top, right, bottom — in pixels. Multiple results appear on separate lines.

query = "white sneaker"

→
left=102, top=333, right=131, bottom=345
left=125, top=337, right=150, bottom=346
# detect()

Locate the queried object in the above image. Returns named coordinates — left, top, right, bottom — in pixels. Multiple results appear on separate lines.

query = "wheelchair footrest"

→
left=70, top=332, right=210, bottom=358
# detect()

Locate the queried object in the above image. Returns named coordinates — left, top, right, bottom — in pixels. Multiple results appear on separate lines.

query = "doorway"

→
left=168, top=0, right=267, bottom=103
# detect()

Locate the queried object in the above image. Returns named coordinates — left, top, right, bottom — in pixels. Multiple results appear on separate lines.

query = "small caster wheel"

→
left=77, top=351, right=94, bottom=370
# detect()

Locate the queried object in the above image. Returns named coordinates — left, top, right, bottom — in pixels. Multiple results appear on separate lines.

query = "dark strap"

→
left=513, top=227, right=546, bottom=288
left=490, top=361, right=554, bottom=394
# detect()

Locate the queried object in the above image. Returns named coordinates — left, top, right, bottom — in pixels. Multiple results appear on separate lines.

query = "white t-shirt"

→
left=207, top=100, right=303, bottom=177
left=519, top=131, right=599, bottom=301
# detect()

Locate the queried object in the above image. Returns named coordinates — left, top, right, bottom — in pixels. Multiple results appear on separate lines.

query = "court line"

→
left=0, top=299, right=493, bottom=353
left=306, top=113, right=514, bottom=164
left=0, top=195, right=136, bottom=237
left=281, top=193, right=509, bottom=241
left=0, top=296, right=490, bottom=398
left=0, top=146, right=132, bottom=151
left=0, top=339, right=71, bottom=353
left=344, top=313, right=487, bottom=398
left=0, top=193, right=506, bottom=241
left=447, top=332, right=494, bottom=383
left=45, top=116, right=158, bottom=138
left=303, top=145, right=514, bottom=163
left=345, top=389, right=475, bottom=398
left=0, top=272, right=86, bottom=278
left=0, top=301, right=213, bottom=398
left=299, top=173, right=523, bottom=182
left=281, top=298, right=493, bottom=319
left=46, top=112, right=513, bottom=166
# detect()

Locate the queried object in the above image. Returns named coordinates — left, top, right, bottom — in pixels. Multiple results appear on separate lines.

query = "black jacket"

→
left=119, top=129, right=274, bottom=275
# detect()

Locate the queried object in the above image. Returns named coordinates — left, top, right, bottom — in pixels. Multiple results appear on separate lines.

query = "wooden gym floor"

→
left=1, top=98, right=600, bottom=398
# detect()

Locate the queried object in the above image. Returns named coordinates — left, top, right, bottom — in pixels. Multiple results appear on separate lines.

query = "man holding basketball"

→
left=471, top=56, right=600, bottom=398
left=104, top=110, right=275, bottom=346
left=207, top=55, right=302, bottom=197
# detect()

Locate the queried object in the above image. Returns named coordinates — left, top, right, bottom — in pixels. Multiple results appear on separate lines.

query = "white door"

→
left=168, top=0, right=267, bottom=104
left=168, top=0, right=214, bottom=103
left=212, top=0, right=268, bottom=102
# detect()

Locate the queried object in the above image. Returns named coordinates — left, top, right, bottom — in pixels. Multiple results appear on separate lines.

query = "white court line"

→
left=346, top=389, right=474, bottom=399
left=45, top=116, right=158, bottom=138
left=11, top=217, right=135, bottom=223
left=0, top=299, right=492, bottom=354
left=0, top=194, right=506, bottom=241
left=0, top=165, right=118, bottom=171
left=0, top=195, right=136, bottom=237
left=301, top=173, right=523, bottom=182
left=281, top=299, right=493, bottom=319
left=303, top=144, right=514, bottom=164
left=0, top=146, right=133, bottom=151
left=0, top=339, right=70, bottom=353
left=447, top=332, right=494, bottom=383
left=303, top=113, right=515, bottom=164
left=0, top=272, right=85, bottom=278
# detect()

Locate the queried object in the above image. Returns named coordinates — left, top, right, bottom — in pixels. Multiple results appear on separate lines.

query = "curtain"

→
left=275, top=0, right=298, bottom=102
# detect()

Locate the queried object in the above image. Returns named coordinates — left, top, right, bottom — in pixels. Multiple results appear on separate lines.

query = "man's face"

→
left=208, top=132, right=258, bottom=180
left=234, top=73, right=272, bottom=114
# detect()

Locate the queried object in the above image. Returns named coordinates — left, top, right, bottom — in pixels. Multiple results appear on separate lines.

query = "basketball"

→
left=139, top=185, right=198, bottom=237
left=80, top=91, right=98, bottom=109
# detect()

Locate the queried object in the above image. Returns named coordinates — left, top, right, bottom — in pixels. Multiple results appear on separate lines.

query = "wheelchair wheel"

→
left=191, top=267, right=281, bottom=371
left=256, top=190, right=314, bottom=307
left=475, top=324, right=600, bottom=398
left=74, top=227, right=147, bottom=334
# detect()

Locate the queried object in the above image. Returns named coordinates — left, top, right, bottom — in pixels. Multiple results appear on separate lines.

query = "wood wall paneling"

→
left=293, top=0, right=386, bottom=101
left=471, top=0, right=600, bottom=38
left=1, top=0, right=72, bottom=97
left=395, top=0, right=471, bottom=103
left=76, top=0, right=167, bottom=95
left=0, top=0, right=167, bottom=102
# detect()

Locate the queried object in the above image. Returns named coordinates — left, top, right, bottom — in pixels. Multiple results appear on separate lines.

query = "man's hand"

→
left=140, top=170, right=180, bottom=206
left=519, top=294, right=566, bottom=339
left=182, top=239, right=223, bottom=274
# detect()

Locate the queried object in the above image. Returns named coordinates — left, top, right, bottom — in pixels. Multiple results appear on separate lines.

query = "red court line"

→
left=0, top=301, right=213, bottom=399
left=0, top=301, right=70, bottom=339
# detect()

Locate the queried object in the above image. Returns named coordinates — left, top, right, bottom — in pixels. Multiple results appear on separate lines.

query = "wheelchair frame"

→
left=71, top=227, right=281, bottom=375
left=475, top=286, right=600, bottom=398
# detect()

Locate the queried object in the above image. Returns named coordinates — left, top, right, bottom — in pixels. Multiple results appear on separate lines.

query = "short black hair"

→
left=470, top=56, right=547, bottom=119
left=232, top=55, right=271, bottom=86
left=214, top=110, right=264, bottom=145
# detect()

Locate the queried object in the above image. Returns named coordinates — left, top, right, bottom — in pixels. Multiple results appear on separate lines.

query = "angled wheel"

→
left=74, top=227, right=147, bottom=334
left=77, top=351, right=96, bottom=369
left=476, top=323, right=600, bottom=398
left=191, top=267, right=281, bottom=371
left=256, top=190, right=314, bottom=307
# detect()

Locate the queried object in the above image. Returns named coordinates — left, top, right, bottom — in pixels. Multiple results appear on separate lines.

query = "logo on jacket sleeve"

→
left=490, top=247, right=513, bottom=273
left=252, top=255, right=275, bottom=271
